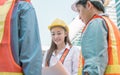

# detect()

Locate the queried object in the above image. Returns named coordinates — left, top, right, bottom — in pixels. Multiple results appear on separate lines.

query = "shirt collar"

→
left=52, top=44, right=70, bottom=56
left=99, top=13, right=109, bottom=17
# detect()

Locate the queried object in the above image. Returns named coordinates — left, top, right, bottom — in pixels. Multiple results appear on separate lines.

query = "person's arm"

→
left=84, top=72, right=89, bottom=75
left=72, top=47, right=80, bottom=75
left=18, top=2, right=42, bottom=75
left=81, top=18, right=108, bottom=75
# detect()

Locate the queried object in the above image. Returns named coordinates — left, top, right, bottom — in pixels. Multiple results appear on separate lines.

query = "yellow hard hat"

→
left=48, top=18, right=69, bottom=32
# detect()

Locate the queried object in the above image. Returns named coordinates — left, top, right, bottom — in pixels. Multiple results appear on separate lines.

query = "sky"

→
left=31, top=0, right=77, bottom=50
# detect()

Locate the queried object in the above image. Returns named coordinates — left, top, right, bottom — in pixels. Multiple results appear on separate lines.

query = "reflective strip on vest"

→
left=78, top=51, right=84, bottom=75
left=105, top=65, right=120, bottom=74
left=0, top=0, right=12, bottom=42
left=0, top=0, right=23, bottom=74
left=0, top=72, right=23, bottom=75
left=102, top=16, right=120, bottom=75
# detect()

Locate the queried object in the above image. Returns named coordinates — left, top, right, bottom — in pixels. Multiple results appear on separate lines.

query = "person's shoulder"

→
left=70, top=46, right=81, bottom=57
left=16, top=1, right=34, bottom=11
left=70, top=46, right=81, bottom=52
left=90, top=17, right=105, bottom=25
left=88, top=17, right=108, bottom=31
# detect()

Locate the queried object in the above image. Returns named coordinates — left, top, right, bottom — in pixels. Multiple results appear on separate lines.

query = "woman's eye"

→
left=57, top=33, right=61, bottom=35
left=51, top=33, right=55, bottom=36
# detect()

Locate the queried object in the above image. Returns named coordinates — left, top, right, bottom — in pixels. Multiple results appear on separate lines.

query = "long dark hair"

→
left=45, top=26, right=72, bottom=66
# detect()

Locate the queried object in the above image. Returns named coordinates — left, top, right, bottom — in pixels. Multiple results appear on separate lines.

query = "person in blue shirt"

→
left=72, top=0, right=108, bottom=75
left=11, top=0, right=42, bottom=75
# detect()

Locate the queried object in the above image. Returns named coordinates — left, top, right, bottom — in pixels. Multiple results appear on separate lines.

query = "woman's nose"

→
left=54, top=34, right=58, bottom=39
left=79, top=15, right=81, bottom=19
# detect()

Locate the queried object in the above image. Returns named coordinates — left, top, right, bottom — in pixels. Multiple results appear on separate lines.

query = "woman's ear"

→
left=65, top=32, right=68, bottom=37
left=86, top=1, right=93, bottom=10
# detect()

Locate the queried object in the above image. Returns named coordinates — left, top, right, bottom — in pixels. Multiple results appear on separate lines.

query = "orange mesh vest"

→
left=102, top=16, right=120, bottom=75
left=0, top=0, right=30, bottom=75
left=78, top=15, right=120, bottom=75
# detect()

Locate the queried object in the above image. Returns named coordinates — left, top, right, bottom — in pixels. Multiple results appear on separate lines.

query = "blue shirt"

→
left=81, top=17, right=108, bottom=75
left=11, top=1, right=42, bottom=75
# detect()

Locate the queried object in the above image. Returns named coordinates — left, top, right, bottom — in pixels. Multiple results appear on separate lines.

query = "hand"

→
left=84, top=72, right=89, bottom=75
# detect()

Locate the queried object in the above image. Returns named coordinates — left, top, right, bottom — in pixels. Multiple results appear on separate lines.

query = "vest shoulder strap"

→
left=60, top=46, right=72, bottom=64
left=60, top=48, right=70, bottom=64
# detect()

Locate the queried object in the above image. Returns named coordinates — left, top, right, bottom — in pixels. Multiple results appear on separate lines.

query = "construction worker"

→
left=72, top=0, right=120, bottom=75
left=42, top=18, right=80, bottom=75
left=0, top=0, right=42, bottom=75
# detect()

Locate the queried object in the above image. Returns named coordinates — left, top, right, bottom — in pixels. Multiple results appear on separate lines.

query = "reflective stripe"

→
left=0, top=21, right=4, bottom=43
left=0, top=72, right=23, bottom=75
left=0, top=0, right=12, bottom=43
left=78, top=68, right=82, bottom=75
left=78, top=52, right=83, bottom=75
left=0, top=0, right=23, bottom=73
left=105, top=16, right=120, bottom=64
left=103, top=16, right=119, bottom=64
left=105, top=74, right=120, bottom=75
left=105, top=65, right=120, bottom=74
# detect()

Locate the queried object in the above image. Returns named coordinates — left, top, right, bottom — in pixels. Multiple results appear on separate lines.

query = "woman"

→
left=42, top=18, right=80, bottom=75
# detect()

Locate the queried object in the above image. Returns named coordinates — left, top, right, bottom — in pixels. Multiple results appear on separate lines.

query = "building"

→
left=115, top=0, right=120, bottom=29
left=105, top=0, right=117, bottom=25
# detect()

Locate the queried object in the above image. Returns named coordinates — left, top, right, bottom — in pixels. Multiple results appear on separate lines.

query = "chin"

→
left=55, top=42, right=62, bottom=46
left=55, top=43, right=61, bottom=45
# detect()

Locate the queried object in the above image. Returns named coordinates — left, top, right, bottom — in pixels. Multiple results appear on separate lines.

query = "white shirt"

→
left=42, top=45, right=80, bottom=75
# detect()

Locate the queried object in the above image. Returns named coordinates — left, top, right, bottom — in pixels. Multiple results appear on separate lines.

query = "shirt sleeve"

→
left=72, top=46, right=80, bottom=75
left=81, top=18, right=108, bottom=75
left=18, top=2, right=42, bottom=75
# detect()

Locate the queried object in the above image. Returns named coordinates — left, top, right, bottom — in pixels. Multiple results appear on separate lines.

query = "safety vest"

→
left=102, top=16, right=120, bottom=75
left=0, top=0, right=30, bottom=75
left=25, top=0, right=30, bottom=2
left=78, top=15, right=120, bottom=75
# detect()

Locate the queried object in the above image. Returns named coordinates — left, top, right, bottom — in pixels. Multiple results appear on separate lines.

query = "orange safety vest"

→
left=26, top=0, right=30, bottom=2
left=102, top=16, right=120, bottom=75
left=78, top=15, right=120, bottom=75
left=0, top=0, right=30, bottom=75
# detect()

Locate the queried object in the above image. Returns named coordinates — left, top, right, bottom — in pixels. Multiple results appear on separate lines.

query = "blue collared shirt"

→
left=81, top=17, right=108, bottom=75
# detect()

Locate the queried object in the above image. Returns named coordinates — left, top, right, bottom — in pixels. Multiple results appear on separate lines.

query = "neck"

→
left=0, top=0, right=6, bottom=5
left=97, top=11, right=103, bottom=15
left=94, top=8, right=104, bottom=15
left=57, top=43, right=66, bottom=51
left=85, top=12, right=95, bottom=25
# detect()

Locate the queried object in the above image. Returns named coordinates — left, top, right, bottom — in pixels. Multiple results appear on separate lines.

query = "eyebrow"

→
left=51, top=31, right=63, bottom=33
